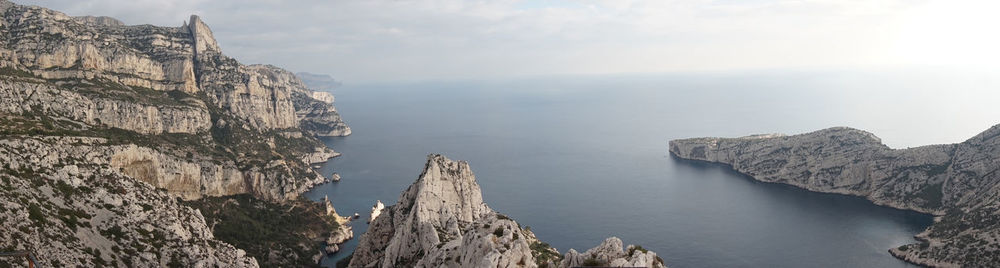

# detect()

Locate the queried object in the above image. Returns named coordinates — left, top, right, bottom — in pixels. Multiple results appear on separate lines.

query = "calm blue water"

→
left=305, top=70, right=1000, bottom=267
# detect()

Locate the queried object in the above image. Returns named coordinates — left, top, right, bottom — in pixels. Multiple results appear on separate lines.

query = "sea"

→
left=304, top=68, right=1000, bottom=267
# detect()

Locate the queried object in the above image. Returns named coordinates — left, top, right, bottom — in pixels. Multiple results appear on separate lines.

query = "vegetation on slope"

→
left=183, top=194, right=340, bottom=268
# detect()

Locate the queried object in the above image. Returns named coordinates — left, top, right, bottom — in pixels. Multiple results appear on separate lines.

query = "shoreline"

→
left=668, top=152, right=936, bottom=267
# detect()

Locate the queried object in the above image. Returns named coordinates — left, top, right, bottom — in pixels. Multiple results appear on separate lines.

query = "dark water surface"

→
left=306, top=70, right=1000, bottom=267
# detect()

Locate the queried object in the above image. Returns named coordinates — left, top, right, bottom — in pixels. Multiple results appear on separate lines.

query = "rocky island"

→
left=0, top=0, right=353, bottom=266
left=347, top=154, right=667, bottom=268
left=670, top=125, right=1000, bottom=267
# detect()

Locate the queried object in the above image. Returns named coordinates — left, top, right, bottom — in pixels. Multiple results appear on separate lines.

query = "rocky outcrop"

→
left=562, top=238, right=665, bottom=268
left=0, top=1, right=355, bottom=265
left=349, top=154, right=666, bottom=268
left=323, top=195, right=354, bottom=254
left=0, top=136, right=257, bottom=267
left=312, top=91, right=335, bottom=104
left=368, top=200, right=384, bottom=224
left=0, top=0, right=349, bottom=202
left=1, top=3, right=200, bottom=93
left=670, top=125, right=1000, bottom=267
left=0, top=80, right=211, bottom=135
left=295, top=89, right=352, bottom=136
left=302, top=146, right=341, bottom=165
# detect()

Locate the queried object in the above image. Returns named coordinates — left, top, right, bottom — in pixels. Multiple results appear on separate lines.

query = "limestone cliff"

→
left=0, top=136, right=257, bottom=267
left=0, top=0, right=353, bottom=266
left=0, top=0, right=349, bottom=200
left=348, top=154, right=667, bottom=268
left=670, top=125, right=1000, bottom=267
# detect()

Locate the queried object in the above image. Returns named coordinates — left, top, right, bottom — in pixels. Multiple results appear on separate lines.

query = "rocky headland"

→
left=670, top=125, right=1000, bottom=267
left=0, top=0, right=353, bottom=266
left=347, top=154, right=667, bottom=268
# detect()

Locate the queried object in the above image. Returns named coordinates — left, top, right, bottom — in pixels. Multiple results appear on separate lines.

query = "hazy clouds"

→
left=15, top=0, right=1000, bottom=83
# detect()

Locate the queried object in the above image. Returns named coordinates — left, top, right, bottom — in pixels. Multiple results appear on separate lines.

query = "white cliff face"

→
left=0, top=1, right=353, bottom=266
left=1, top=3, right=200, bottom=93
left=0, top=0, right=349, bottom=202
left=0, top=136, right=258, bottom=267
left=349, top=154, right=667, bottom=268
left=0, top=80, right=211, bottom=135
left=1, top=0, right=350, bottom=137
left=311, top=91, right=335, bottom=104
left=670, top=125, right=1000, bottom=268
left=670, top=127, right=949, bottom=214
left=109, top=145, right=246, bottom=200
left=187, top=15, right=221, bottom=55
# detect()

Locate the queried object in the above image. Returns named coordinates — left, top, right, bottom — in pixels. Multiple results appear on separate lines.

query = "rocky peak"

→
left=188, top=15, right=221, bottom=55
left=404, top=154, right=492, bottom=224
left=350, top=154, right=666, bottom=268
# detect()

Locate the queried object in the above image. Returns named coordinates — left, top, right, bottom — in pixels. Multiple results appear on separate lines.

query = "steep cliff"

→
left=0, top=136, right=257, bottom=267
left=0, top=0, right=354, bottom=266
left=0, top=0, right=349, bottom=201
left=349, top=154, right=667, bottom=268
left=670, top=125, right=1000, bottom=267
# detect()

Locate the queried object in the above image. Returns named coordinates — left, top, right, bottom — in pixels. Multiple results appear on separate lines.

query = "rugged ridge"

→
left=0, top=136, right=257, bottom=267
left=0, top=0, right=353, bottom=266
left=670, top=125, right=1000, bottom=267
left=0, top=0, right=349, bottom=201
left=348, top=154, right=666, bottom=268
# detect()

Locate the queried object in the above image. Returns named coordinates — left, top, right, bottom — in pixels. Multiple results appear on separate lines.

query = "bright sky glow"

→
left=13, top=0, right=1000, bottom=83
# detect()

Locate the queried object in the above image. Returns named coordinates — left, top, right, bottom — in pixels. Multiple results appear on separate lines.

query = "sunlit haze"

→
left=16, top=0, right=1000, bottom=83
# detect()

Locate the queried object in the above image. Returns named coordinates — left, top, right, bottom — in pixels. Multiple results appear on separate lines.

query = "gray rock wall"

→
left=670, top=125, right=1000, bottom=267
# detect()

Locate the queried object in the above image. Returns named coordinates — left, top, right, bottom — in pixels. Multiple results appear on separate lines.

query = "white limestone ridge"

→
left=348, top=154, right=667, bottom=268
left=0, top=1, right=355, bottom=266
left=0, top=136, right=258, bottom=267
left=187, top=15, right=221, bottom=55
left=0, top=0, right=351, bottom=200
left=670, top=124, right=1000, bottom=267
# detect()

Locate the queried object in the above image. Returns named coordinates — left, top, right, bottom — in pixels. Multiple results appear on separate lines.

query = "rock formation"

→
left=0, top=0, right=349, bottom=200
left=0, top=136, right=257, bottom=267
left=562, top=238, right=665, bottom=268
left=323, top=195, right=354, bottom=254
left=368, top=200, right=384, bottom=224
left=349, top=154, right=667, bottom=268
left=0, top=0, right=352, bottom=266
left=670, top=125, right=1000, bottom=267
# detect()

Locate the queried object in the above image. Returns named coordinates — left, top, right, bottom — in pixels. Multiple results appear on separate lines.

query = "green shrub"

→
left=28, top=203, right=46, bottom=224
left=582, top=257, right=602, bottom=266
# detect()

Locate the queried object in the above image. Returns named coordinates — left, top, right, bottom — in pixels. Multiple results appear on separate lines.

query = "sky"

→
left=14, top=0, right=1000, bottom=83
